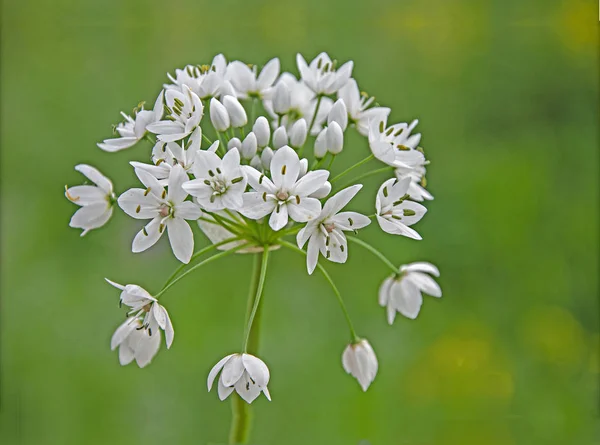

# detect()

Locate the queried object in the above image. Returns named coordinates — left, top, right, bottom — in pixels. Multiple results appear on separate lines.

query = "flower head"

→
left=98, top=91, right=164, bottom=152
left=117, top=164, right=202, bottom=263
left=342, top=339, right=378, bottom=391
left=296, top=185, right=370, bottom=274
left=65, top=164, right=115, bottom=236
left=379, top=262, right=441, bottom=322
left=375, top=177, right=427, bottom=239
left=207, top=353, right=271, bottom=403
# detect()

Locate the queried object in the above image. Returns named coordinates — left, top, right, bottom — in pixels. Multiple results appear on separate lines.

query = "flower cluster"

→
left=65, top=52, right=442, bottom=410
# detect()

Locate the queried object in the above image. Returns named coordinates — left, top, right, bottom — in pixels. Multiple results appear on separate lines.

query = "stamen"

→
left=403, top=209, right=416, bottom=216
left=231, top=177, right=243, bottom=184
left=144, top=187, right=151, bottom=196
left=161, top=190, right=167, bottom=199
left=382, top=186, right=388, bottom=198
left=281, top=165, right=287, bottom=175
left=397, top=145, right=410, bottom=151
left=135, top=205, right=141, bottom=213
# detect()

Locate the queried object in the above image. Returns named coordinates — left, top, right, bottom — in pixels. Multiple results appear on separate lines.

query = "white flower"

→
left=240, top=146, right=329, bottom=231
left=338, top=79, right=390, bottom=136
left=379, top=262, right=441, bottom=322
left=130, top=128, right=202, bottom=184
left=209, top=97, right=230, bottom=132
left=226, top=58, right=280, bottom=99
left=182, top=145, right=247, bottom=211
left=65, top=164, right=115, bottom=236
left=289, top=118, right=308, bottom=148
left=98, top=91, right=164, bottom=152
left=375, top=177, right=427, bottom=240
left=118, top=164, right=202, bottom=263
left=111, top=318, right=161, bottom=368
left=207, top=353, right=271, bottom=403
left=106, top=279, right=174, bottom=348
left=165, top=54, right=232, bottom=100
left=342, top=339, right=378, bottom=391
left=147, top=86, right=203, bottom=142
left=223, top=95, right=247, bottom=127
left=368, top=118, right=425, bottom=168
left=296, top=185, right=370, bottom=274
left=297, top=52, right=353, bottom=95
left=253, top=116, right=271, bottom=147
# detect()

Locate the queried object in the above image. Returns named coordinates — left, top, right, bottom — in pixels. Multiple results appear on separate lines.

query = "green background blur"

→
left=1, top=0, right=598, bottom=444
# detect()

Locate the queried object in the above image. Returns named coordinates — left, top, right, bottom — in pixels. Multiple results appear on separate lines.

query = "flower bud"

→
left=272, top=82, right=291, bottom=115
left=261, top=147, right=274, bottom=170
left=223, top=95, right=247, bottom=128
left=228, top=137, right=242, bottom=152
left=253, top=116, right=270, bottom=147
left=328, top=99, right=348, bottom=131
left=289, top=118, right=308, bottom=148
left=342, top=339, right=378, bottom=391
left=299, top=158, right=308, bottom=177
left=312, top=181, right=331, bottom=199
left=209, top=98, right=230, bottom=132
left=326, top=121, right=344, bottom=154
left=250, top=155, right=262, bottom=171
left=314, top=128, right=327, bottom=159
left=241, top=132, right=258, bottom=159
left=272, top=126, right=288, bottom=150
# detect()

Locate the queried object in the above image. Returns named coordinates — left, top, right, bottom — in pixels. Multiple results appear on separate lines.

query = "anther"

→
left=161, top=190, right=167, bottom=199
left=296, top=195, right=301, bottom=204
left=382, top=186, right=388, bottom=198
left=231, top=177, right=243, bottom=184
left=144, top=187, right=151, bottom=196
left=397, top=145, right=410, bottom=151
left=403, top=209, right=416, bottom=216
left=281, top=165, right=287, bottom=175
left=379, top=121, right=384, bottom=133
left=135, top=205, right=141, bottom=213
left=208, top=170, right=215, bottom=177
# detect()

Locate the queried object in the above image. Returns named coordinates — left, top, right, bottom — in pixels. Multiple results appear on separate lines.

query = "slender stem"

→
left=229, top=254, right=262, bottom=445
left=143, top=133, right=156, bottom=145
left=279, top=241, right=359, bottom=342
left=162, top=237, right=241, bottom=287
left=299, top=95, right=323, bottom=157
left=243, top=248, right=270, bottom=351
left=155, top=244, right=249, bottom=298
left=347, top=237, right=397, bottom=273
left=330, top=154, right=374, bottom=184
left=202, top=133, right=214, bottom=147
left=338, top=166, right=394, bottom=189
left=326, top=154, right=336, bottom=170
left=250, top=98, right=257, bottom=124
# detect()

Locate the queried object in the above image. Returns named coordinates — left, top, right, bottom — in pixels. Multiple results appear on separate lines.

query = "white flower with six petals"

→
left=207, top=353, right=271, bottom=403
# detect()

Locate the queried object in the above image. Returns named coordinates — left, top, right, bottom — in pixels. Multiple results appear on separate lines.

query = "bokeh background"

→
left=1, top=0, right=598, bottom=444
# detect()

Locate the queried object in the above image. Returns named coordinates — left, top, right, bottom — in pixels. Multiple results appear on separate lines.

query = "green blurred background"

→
left=1, top=0, right=598, bottom=443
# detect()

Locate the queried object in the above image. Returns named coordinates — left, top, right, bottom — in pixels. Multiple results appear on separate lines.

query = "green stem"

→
left=338, top=166, right=394, bottom=189
left=279, top=241, right=359, bottom=342
left=143, top=133, right=156, bottom=145
left=162, top=237, right=241, bottom=287
left=347, top=237, right=397, bottom=273
left=330, top=154, right=374, bottom=184
left=202, top=133, right=214, bottom=147
left=155, top=244, right=249, bottom=298
left=299, top=95, right=323, bottom=157
left=243, top=248, right=270, bottom=351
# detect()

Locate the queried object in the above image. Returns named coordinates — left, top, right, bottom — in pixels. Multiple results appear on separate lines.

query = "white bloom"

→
left=223, top=95, right=247, bottom=128
left=296, top=185, right=370, bottom=274
left=111, top=318, right=161, bottom=368
left=209, top=97, right=230, bottom=132
left=241, top=132, right=258, bottom=159
left=338, top=79, right=390, bottom=136
left=226, top=58, right=280, bottom=99
left=376, top=177, right=427, bottom=240
left=207, top=353, right=271, bottom=403
left=240, top=146, right=329, bottom=231
left=379, top=262, right=441, bottom=322
left=240, top=145, right=329, bottom=231
left=130, top=128, right=202, bottom=183
left=183, top=145, right=247, bottom=211
left=118, top=164, right=202, bottom=263
left=106, top=279, right=174, bottom=348
left=342, top=339, right=378, bottom=391
left=368, top=118, right=425, bottom=169
left=289, top=118, right=308, bottom=148
left=147, top=86, right=203, bottom=142
left=98, top=91, right=164, bottom=152
left=165, top=54, right=232, bottom=100
left=253, top=116, right=271, bottom=147
left=297, top=52, right=353, bottom=95
left=65, top=164, right=115, bottom=236
left=272, top=81, right=291, bottom=115
left=395, top=164, right=433, bottom=202
left=272, top=126, right=288, bottom=149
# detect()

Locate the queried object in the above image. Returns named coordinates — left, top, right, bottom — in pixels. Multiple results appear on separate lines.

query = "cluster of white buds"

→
left=64, top=52, right=442, bottom=411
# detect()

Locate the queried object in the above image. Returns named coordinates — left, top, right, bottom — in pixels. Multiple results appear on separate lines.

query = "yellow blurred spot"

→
left=558, top=0, right=597, bottom=52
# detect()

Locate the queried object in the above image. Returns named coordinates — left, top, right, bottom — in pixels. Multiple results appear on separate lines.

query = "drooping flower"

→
left=342, top=339, right=378, bottom=391
left=147, top=86, right=203, bottom=142
left=117, top=164, right=202, bottom=263
left=338, top=79, right=390, bottom=136
left=296, top=185, right=370, bottom=274
left=240, top=146, right=329, bottom=231
left=379, top=262, right=441, bottom=322
left=226, top=58, right=280, bottom=99
left=375, top=177, right=427, bottom=240
left=65, top=164, right=115, bottom=236
left=207, top=353, right=271, bottom=403
left=182, top=145, right=247, bottom=211
left=106, top=279, right=174, bottom=348
left=296, top=52, right=353, bottom=95
left=111, top=318, right=161, bottom=368
left=97, top=91, right=164, bottom=152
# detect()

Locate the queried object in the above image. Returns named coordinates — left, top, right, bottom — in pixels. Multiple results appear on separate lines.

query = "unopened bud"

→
left=228, top=137, right=242, bottom=152
left=326, top=121, right=344, bottom=154
left=272, top=82, right=291, bottom=115
left=314, top=128, right=327, bottom=159
left=209, top=98, right=230, bottom=132
left=272, top=126, right=288, bottom=150
left=241, top=132, right=258, bottom=159
left=223, top=95, right=247, bottom=128
left=289, top=118, right=308, bottom=147
left=261, top=147, right=274, bottom=170
left=328, top=99, right=348, bottom=131
left=253, top=116, right=270, bottom=147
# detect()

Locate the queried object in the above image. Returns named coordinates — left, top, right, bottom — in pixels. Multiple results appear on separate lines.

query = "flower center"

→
left=212, top=178, right=228, bottom=194
left=159, top=205, right=171, bottom=217
left=276, top=191, right=289, bottom=201
left=324, top=223, right=336, bottom=233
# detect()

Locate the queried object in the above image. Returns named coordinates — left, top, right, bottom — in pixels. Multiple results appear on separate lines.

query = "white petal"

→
left=234, top=372, right=262, bottom=404
left=175, top=201, right=202, bottom=220
left=239, top=192, right=276, bottom=220
left=322, top=184, right=362, bottom=218
left=376, top=215, right=422, bottom=240
left=132, top=217, right=163, bottom=252
left=65, top=185, right=105, bottom=206
left=208, top=354, right=234, bottom=391
left=256, top=58, right=280, bottom=92
left=111, top=318, right=137, bottom=350
left=69, top=204, right=112, bottom=233
left=242, top=354, right=270, bottom=387
left=221, top=354, right=245, bottom=387
left=378, top=277, right=393, bottom=307
left=118, top=189, right=159, bottom=219
left=218, top=377, right=236, bottom=400
left=75, top=164, right=113, bottom=194
left=306, top=233, right=321, bottom=275
left=408, top=272, right=442, bottom=297
left=401, top=262, right=440, bottom=276
left=270, top=146, right=300, bottom=190
left=287, top=197, right=321, bottom=223
left=269, top=203, right=289, bottom=231
left=97, top=137, right=138, bottom=153
left=292, top=170, right=329, bottom=197
left=167, top=218, right=194, bottom=263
